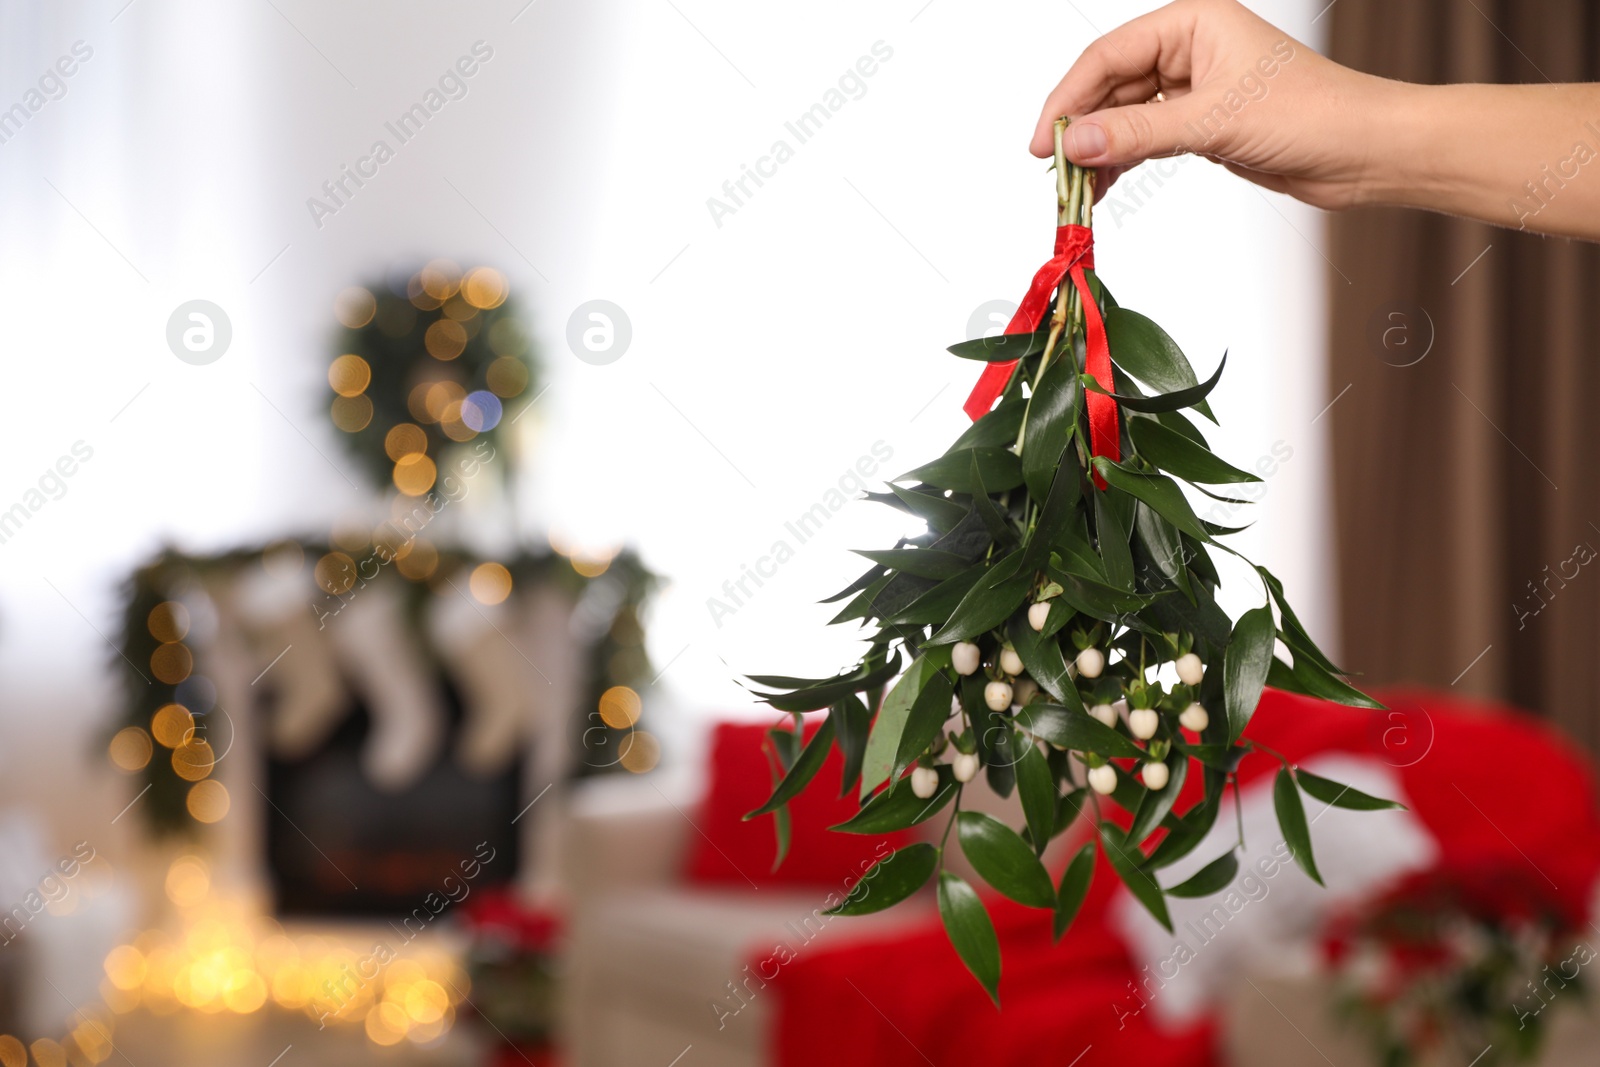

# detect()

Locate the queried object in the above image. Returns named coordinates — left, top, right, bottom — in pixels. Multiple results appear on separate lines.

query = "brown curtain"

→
left=1327, top=2, right=1600, bottom=751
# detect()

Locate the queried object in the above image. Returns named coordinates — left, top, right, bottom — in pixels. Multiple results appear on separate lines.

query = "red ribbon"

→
left=962, top=223, right=1119, bottom=487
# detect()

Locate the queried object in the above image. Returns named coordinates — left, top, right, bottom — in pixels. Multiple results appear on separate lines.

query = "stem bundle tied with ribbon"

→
left=745, top=117, right=1390, bottom=1005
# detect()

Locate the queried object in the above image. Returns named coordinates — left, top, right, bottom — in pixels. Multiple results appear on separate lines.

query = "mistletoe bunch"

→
left=746, top=120, right=1394, bottom=1003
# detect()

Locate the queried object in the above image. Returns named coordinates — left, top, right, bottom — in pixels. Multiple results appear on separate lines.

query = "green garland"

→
left=747, top=120, right=1393, bottom=1003
left=114, top=545, right=655, bottom=835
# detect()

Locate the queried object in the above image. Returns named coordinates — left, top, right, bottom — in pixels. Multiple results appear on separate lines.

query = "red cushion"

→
left=684, top=719, right=910, bottom=888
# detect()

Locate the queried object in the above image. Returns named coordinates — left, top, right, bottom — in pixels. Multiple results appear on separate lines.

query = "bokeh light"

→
left=424, top=319, right=468, bottom=361
left=393, top=454, right=437, bottom=497
left=384, top=423, right=427, bottom=461
left=109, top=726, right=154, bottom=771
left=186, top=780, right=230, bottom=823
left=151, top=704, right=195, bottom=748
left=150, top=643, right=193, bottom=685
left=331, top=394, right=374, bottom=432
left=315, top=552, right=356, bottom=595
left=460, top=391, right=502, bottom=432
left=485, top=355, right=528, bottom=398
left=598, top=686, right=641, bottom=729
left=395, top=540, right=438, bottom=581
left=147, top=601, right=190, bottom=643
left=328, top=354, right=372, bottom=397
left=619, top=730, right=661, bottom=774
left=334, top=287, right=377, bottom=328
left=164, top=855, right=209, bottom=907
left=28, top=1038, right=65, bottom=1067
left=468, top=562, right=512, bottom=605
left=171, top=739, right=215, bottom=782
left=0, top=1036, right=23, bottom=1067
left=462, top=267, right=508, bottom=309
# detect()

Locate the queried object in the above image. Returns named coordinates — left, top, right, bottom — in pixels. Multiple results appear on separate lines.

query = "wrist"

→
left=1352, top=79, right=1453, bottom=210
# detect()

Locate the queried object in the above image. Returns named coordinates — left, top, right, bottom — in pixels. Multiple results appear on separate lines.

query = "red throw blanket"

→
left=762, top=688, right=1600, bottom=1067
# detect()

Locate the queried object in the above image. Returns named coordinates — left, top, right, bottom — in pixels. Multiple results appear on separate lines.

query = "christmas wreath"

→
left=746, top=119, right=1395, bottom=1003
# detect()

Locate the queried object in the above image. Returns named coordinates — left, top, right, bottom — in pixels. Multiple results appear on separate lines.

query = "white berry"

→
left=1141, top=761, right=1170, bottom=790
left=1088, top=764, right=1118, bottom=795
left=1028, top=601, right=1051, bottom=631
left=1076, top=647, right=1105, bottom=679
left=952, top=752, right=980, bottom=783
left=952, top=642, right=981, bottom=676
left=1129, top=708, right=1160, bottom=740
left=1180, top=702, right=1210, bottom=732
left=910, top=766, right=939, bottom=799
left=998, top=647, right=1024, bottom=677
left=1012, top=677, right=1039, bottom=708
left=1089, top=703, right=1118, bottom=728
left=1175, top=653, right=1204, bottom=687
left=984, top=681, right=1013, bottom=712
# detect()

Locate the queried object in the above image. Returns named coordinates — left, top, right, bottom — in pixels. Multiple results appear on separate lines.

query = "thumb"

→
left=1062, top=99, right=1207, bottom=169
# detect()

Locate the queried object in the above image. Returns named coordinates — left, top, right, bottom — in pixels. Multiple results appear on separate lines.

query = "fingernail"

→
left=1069, top=123, right=1108, bottom=160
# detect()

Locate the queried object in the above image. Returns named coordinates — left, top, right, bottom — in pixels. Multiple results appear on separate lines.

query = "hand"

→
left=1030, top=0, right=1405, bottom=211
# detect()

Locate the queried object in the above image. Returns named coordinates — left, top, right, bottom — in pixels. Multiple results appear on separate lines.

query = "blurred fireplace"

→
left=262, top=675, right=519, bottom=916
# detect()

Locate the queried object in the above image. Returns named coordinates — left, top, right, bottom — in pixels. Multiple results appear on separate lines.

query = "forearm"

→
left=1369, top=81, right=1600, bottom=239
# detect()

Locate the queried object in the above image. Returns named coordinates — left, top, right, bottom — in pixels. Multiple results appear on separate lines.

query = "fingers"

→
left=1061, top=97, right=1205, bottom=168
left=1030, top=1, right=1200, bottom=157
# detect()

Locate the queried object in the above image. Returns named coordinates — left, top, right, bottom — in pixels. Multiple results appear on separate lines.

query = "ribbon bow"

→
left=962, top=223, right=1119, bottom=485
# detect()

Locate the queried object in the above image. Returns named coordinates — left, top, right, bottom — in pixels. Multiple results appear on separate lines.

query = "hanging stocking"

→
left=328, top=581, right=445, bottom=792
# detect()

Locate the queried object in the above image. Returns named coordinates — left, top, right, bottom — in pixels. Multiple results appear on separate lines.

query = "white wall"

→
left=0, top=0, right=1337, bottom=840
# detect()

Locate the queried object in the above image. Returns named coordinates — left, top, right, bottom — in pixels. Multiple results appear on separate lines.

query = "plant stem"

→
left=1014, top=118, right=1089, bottom=457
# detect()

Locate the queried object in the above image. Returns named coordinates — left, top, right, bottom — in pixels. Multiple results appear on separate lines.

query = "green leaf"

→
left=1091, top=459, right=1208, bottom=542
left=1146, top=796, right=1222, bottom=870
left=826, top=843, right=939, bottom=916
left=1013, top=703, right=1145, bottom=759
left=752, top=649, right=902, bottom=712
left=962, top=677, right=1017, bottom=799
left=1274, top=766, right=1323, bottom=886
left=1266, top=654, right=1385, bottom=710
left=1256, top=565, right=1343, bottom=675
left=1046, top=562, right=1168, bottom=619
left=891, top=669, right=955, bottom=782
left=1089, top=351, right=1227, bottom=415
left=927, top=550, right=1030, bottom=645
left=1105, top=307, right=1217, bottom=421
left=852, top=547, right=970, bottom=580
left=772, top=804, right=791, bottom=870
left=832, top=769, right=957, bottom=833
left=889, top=484, right=969, bottom=532
left=967, top=451, right=1017, bottom=549
left=746, top=716, right=836, bottom=818
left=819, top=562, right=888, bottom=605
left=879, top=564, right=986, bottom=629
left=1099, top=824, right=1172, bottom=932
left=833, top=695, right=871, bottom=798
left=1128, top=754, right=1187, bottom=846
left=1295, top=770, right=1405, bottom=812
left=957, top=811, right=1056, bottom=908
left=1166, top=850, right=1240, bottom=898
left=902, top=448, right=1023, bottom=494
left=1224, top=606, right=1275, bottom=742
left=947, top=328, right=1049, bottom=362
left=1014, top=742, right=1057, bottom=856
left=1132, top=501, right=1192, bottom=601
left=1020, top=460, right=1084, bottom=571
left=1093, top=488, right=1137, bottom=592
left=860, top=657, right=932, bottom=797
left=949, top=393, right=1026, bottom=452
left=1129, top=417, right=1261, bottom=485
left=1007, top=615, right=1072, bottom=704
left=1053, top=843, right=1096, bottom=941
left=1020, top=349, right=1081, bottom=500
left=937, top=872, right=1002, bottom=1005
